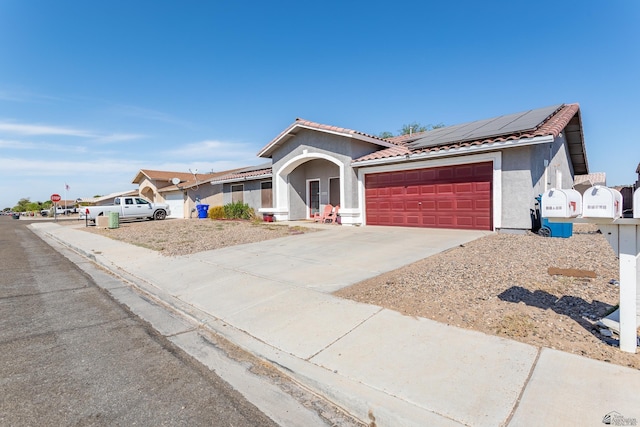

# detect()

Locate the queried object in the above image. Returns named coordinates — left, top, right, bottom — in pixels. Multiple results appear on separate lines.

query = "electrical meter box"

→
left=582, top=186, right=623, bottom=218
left=634, top=188, right=639, bottom=219
left=541, top=188, right=582, bottom=218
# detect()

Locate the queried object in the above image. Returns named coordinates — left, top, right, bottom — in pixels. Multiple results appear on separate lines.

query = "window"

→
left=231, top=184, right=244, bottom=203
left=261, top=181, right=272, bottom=208
left=329, top=177, right=340, bottom=207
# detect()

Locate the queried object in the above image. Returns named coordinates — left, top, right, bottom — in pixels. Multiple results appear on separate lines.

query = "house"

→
left=132, top=167, right=254, bottom=218
left=252, top=103, right=588, bottom=232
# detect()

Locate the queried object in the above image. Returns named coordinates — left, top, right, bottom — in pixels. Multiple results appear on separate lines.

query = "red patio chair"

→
left=313, top=204, right=333, bottom=222
left=326, top=205, right=340, bottom=224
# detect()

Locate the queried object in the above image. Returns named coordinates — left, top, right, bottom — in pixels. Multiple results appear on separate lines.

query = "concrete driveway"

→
left=187, top=224, right=491, bottom=293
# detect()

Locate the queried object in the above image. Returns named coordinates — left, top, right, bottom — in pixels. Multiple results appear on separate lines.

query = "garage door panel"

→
left=406, top=186, right=419, bottom=196
left=454, top=182, right=473, bottom=194
left=420, top=185, right=436, bottom=195
left=475, top=181, right=491, bottom=192
left=456, top=199, right=474, bottom=210
left=437, top=184, right=454, bottom=194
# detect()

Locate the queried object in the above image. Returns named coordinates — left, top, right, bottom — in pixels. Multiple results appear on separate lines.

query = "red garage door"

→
left=365, top=162, right=493, bottom=230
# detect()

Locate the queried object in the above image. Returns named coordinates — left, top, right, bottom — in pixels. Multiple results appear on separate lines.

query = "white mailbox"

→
left=541, top=188, right=582, bottom=217
left=634, top=188, right=640, bottom=219
left=582, top=186, right=623, bottom=218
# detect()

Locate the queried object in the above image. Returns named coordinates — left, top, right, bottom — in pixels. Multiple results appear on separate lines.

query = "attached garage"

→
left=164, top=192, right=185, bottom=219
left=365, top=162, right=493, bottom=230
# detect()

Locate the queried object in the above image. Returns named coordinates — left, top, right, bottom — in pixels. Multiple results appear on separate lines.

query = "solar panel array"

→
left=407, top=104, right=563, bottom=150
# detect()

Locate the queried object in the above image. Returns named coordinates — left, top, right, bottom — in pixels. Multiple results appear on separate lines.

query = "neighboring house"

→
left=253, top=103, right=588, bottom=232
left=78, top=190, right=138, bottom=206
left=208, top=162, right=273, bottom=213
left=131, top=168, right=248, bottom=218
left=573, top=172, right=606, bottom=194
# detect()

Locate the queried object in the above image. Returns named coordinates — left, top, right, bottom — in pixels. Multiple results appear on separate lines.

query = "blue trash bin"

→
left=196, top=204, right=209, bottom=219
left=541, top=218, right=573, bottom=238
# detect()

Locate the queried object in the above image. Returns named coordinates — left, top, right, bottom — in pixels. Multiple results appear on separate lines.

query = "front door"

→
left=308, top=180, right=320, bottom=218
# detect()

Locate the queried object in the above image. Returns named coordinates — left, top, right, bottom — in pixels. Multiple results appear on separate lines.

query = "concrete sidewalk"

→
left=31, top=222, right=640, bottom=426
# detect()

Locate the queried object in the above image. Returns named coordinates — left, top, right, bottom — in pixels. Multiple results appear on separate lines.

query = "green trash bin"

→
left=108, top=211, right=120, bottom=229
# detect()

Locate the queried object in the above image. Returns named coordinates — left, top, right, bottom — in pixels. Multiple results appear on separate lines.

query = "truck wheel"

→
left=154, top=210, right=167, bottom=220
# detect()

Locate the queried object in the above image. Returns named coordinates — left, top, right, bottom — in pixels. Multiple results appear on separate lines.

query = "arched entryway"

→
left=275, top=153, right=344, bottom=221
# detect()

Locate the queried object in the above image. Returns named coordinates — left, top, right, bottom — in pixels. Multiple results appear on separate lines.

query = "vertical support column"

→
left=618, top=224, right=638, bottom=353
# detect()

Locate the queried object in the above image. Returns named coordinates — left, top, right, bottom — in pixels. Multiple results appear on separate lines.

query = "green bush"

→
left=222, top=201, right=255, bottom=220
left=207, top=205, right=225, bottom=220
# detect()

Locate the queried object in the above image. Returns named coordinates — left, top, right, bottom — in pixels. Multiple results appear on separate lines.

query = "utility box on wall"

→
left=582, top=186, right=623, bottom=219
left=541, top=188, right=582, bottom=218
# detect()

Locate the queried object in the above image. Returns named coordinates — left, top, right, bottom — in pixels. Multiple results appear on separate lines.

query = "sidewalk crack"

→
left=305, top=307, right=384, bottom=361
left=503, top=346, right=542, bottom=426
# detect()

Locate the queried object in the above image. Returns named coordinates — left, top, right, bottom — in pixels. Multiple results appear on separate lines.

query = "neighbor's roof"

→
left=209, top=162, right=273, bottom=184
left=152, top=167, right=249, bottom=193
left=257, top=118, right=397, bottom=158
left=574, top=173, right=606, bottom=186
left=79, top=190, right=139, bottom=205
left=353, top=103, right=588, bottom=174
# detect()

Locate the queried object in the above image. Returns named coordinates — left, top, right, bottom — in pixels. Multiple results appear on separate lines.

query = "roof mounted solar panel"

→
left=407, top=104, right=563, bottom=150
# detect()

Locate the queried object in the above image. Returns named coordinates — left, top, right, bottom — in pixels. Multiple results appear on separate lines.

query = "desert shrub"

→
left=223, top=201, right=255, bottom=220
left=207, top=205, right=225, bottom=219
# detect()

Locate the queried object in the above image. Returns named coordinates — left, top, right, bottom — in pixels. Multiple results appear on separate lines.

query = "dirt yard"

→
left=82, top=219, right=639, bottom=369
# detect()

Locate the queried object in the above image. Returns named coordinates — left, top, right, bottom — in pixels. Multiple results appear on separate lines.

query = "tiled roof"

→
left=133, top=169, right=212, bottom=185
left=258, top=117, right=394, bottom=157
left=353, top=104, right=580, bottom=163
left=385, top=131, right=431, bottom=145
left=574, top=173, right=606, bottom=186
left=156, top=167, right=248, bottom=192
left=209, top=167, right=272, bottom=183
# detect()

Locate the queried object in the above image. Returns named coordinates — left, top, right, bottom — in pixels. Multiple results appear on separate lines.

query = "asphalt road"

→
left=0, top=217, right=278, bottom=426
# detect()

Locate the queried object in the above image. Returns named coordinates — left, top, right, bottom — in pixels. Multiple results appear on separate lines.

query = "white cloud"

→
left=0, top=122, right=94, bottom=137
left=0, top=139, right=89, bottom=153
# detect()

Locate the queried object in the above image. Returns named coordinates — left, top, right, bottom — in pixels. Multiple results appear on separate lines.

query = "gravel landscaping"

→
left=82, top=218, right=316, bottom=256
left=83, top=219, right=639, bottom=370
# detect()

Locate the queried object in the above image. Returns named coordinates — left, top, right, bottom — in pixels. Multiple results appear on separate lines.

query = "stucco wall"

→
left=186, top=184, right=223, bottom=218
left=222, top=180, right=264, bottom=213
left=501, top=135, right=575, bottom=230
left=501, top=146, right=537, bottom=230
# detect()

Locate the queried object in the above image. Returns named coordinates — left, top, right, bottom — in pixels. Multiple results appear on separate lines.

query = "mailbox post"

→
left=544, top=187, right=639, bottom=354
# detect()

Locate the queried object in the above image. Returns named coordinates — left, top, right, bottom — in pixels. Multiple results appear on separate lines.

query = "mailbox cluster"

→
left=542, top=186, right=640, bottom=219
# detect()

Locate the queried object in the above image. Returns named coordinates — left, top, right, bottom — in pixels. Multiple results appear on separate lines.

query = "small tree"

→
left=378, top=131, right=394, bottom=139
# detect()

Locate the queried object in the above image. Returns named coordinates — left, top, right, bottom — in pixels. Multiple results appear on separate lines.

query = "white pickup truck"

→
left=83, top=197, right=170, bottom=222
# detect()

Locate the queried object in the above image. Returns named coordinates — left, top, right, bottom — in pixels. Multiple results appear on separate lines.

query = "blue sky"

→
left=1, top=1, right=638, bottom=209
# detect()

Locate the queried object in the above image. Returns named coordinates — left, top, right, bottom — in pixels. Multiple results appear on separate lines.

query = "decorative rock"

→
left=599, top=329, right=613, bottom=337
